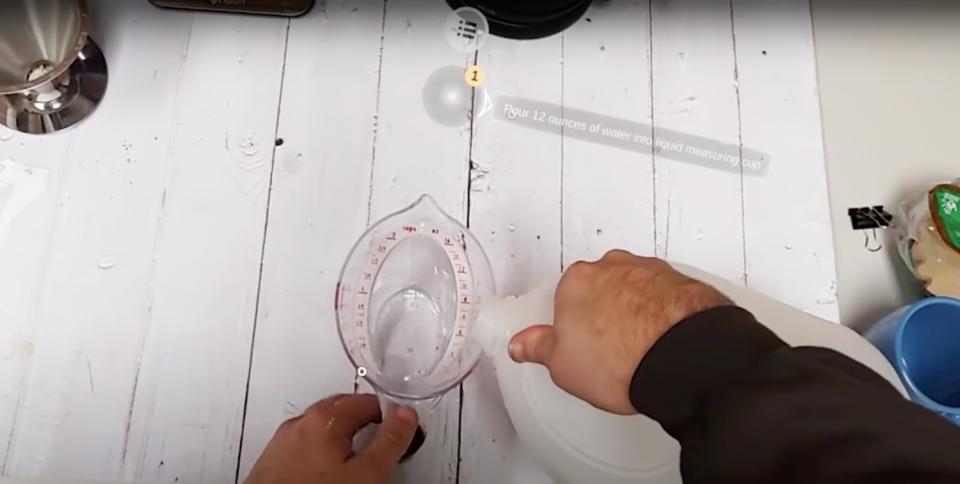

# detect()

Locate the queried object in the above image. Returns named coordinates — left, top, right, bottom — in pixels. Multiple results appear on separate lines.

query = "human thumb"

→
left=508, top=325, right=556, bottom=365
left=359, top=406, right=418, bottom=471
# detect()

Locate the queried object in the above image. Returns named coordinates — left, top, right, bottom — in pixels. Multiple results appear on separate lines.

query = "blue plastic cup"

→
left=866, top=297, right=960, bottom=426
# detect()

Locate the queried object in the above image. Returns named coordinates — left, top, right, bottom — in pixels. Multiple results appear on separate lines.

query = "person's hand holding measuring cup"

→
left=245, top=394, right=418, bottom=484
left=508, top=250, right=732, bottom=415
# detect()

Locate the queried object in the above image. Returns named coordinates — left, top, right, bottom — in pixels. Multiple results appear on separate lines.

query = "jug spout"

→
left=474, top=281, right=558, bottom=361
left=473, top=296, right=512, bottom=359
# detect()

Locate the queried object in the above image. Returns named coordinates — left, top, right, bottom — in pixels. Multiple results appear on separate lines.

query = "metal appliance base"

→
left=1, top=38, right=108, bottom=135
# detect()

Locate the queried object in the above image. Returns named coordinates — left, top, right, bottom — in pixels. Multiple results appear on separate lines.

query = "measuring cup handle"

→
left=401, top=425, right=427, bottom=462
left=374, top=391, right=441, bottom=462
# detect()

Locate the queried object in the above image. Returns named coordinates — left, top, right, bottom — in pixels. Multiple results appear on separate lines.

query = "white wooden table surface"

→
left=0, top=0, right=836, bottom=482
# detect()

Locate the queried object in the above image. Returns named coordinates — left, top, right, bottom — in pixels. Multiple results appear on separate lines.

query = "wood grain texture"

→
left=459, top=25, right=565, bottom=484
left=562, top=1, right=656, bottom=264
left=0, top=134, right=73, bottom=475
left=1, top=2, right=288, bottom=482
left=237, top=0, right=385, bottom=479
left=240, top=0, right=473, bottom=482
left=368, top=2, right=472, bottom=481
left=0, top=1, right=838, bottom=482
left=460, top=2, right=660, bottom=482
left=117, top=12, right=288, bottom=484
left=651, top=0, right=745, bottom=283
left=733, top=0, right=839, bottom=320
left=2, top=3, right=195, bottom=478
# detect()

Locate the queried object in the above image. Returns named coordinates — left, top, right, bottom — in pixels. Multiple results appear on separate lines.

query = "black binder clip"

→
left=848, top=206, right=893, bottom=252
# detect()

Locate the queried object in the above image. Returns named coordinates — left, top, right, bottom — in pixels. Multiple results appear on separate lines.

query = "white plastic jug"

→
left=472, top=263, right=906, bottom=484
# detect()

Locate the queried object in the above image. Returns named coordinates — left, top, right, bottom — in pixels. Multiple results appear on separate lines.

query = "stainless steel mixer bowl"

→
left=0, top=0, right=108, bottom=134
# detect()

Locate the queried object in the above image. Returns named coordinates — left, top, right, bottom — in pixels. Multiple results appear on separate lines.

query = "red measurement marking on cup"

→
left=334, top=282, right=341, bottom=311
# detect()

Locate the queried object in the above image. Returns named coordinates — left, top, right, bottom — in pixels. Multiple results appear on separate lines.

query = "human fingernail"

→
left=508, top=341, right=524, bottom=361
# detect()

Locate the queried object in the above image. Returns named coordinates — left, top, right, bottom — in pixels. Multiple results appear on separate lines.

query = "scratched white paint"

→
left=460, top=25, right=565, bottom=484
left=0, top=129, right=74, bottom=480
left=240, top=0, right=472, bottom=482
left=0, top=0, right=836, bottom=482
left=0, top=161, right=50, bottom=249
left=1, top=1, right=288, bottom=482
left=0, top=157, right=51, bottom=449
left=116, top=11, right=288, bottom=484
left=237, top=0, right=384, bottom=479
left=561, top=1, right=657, bottom=264
left=733, top=0, right=839, bottom=320
left=461, top=1, right=661, bottom=482
left=364, top=2, right=474, bottom=481
left=1, top=2, right=195, bottom=478
left=652, top=0, right=745, bottom=284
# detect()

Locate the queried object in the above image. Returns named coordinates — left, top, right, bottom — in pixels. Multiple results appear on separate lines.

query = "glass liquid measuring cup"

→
left=335, top=195, right=495, bottom=434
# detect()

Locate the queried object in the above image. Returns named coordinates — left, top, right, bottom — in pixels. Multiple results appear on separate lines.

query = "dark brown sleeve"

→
left=630, top=306, right=960, bottom=484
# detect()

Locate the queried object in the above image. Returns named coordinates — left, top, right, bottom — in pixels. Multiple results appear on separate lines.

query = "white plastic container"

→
left=473, top=263, right=906, bottom=484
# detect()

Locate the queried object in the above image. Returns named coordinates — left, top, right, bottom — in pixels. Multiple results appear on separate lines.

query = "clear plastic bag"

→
left=897, top=180, right=960, bottom=298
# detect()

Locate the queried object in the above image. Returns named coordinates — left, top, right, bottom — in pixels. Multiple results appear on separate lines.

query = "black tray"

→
left=148, top=0, right=315, bottom=17
left=445, top=0, right=592, bottom=39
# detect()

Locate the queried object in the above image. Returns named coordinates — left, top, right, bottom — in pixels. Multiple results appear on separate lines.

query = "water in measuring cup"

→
left=337, top=194, right=494, bottom=403
left=367, top=234, right=459, bottom=395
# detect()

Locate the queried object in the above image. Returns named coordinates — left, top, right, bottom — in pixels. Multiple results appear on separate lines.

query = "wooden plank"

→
left=117, top=12, right=289, bottom=484
left=0, top=126, right=73, bottom=476
left=651, top=0, right=745, bottom=283
left=236, top=0, right=384, bottom=479
left=459, top=27, right=564, bottom=484
left=561, top=2, right=656, bottom=265
left=241, top=1, right=473, bottom=482
left=461, top=2, right=656, bottom=482
left=732, top=0, right=839, bottom=320
left=1, top=2, right=192, bottom=478
left=1, top=2, right=289, bottom=482
left=367, top=3, right=473, bottom=481
left=0, top=3, right=837, bottom=483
